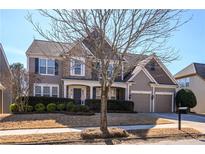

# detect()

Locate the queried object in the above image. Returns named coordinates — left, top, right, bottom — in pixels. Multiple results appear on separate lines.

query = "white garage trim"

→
left=131, top=90, right=152, bottom=94
left=131, top=90, right=152, bottom=112
left=155, top=92, right=174, bottom=112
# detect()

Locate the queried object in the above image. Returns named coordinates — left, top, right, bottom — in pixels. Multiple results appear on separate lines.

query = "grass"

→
left=0, top=113, right=172, bottom=130
left=0, top=128, right=201, bottom=144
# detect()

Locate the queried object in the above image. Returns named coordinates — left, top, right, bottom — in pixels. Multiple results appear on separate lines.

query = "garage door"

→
left=155, top=94, right=173, bottom=112
left=131, top=91, right=151, bottom=112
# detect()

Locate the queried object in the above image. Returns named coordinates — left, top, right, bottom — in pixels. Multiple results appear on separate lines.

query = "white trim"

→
left=131, top=90, right=152, bottom=94
left=155, top=92, right=174, bottom=95
left=62, top=79, right=127, bottom=88
left=150, top=84, right=178, bottom=88
left=70, top=57, right=85, bottom=76
left=33, top=83, right=59, bottom=97
left=128, top=67, right=157, bottom=84
left=39, top=58, right=55, bottom=76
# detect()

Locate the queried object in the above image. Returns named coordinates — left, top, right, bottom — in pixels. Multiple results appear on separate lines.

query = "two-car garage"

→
left=131, top=90, right=174, bottom=113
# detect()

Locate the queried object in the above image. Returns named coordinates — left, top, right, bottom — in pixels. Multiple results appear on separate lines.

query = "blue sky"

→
left=0, top=9, right=205, bottom=75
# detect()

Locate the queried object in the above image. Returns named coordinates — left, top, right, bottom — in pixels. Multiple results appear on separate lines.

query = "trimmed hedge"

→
left=85, top=99, right=134, bottom=112
left=18, top=96, right=75, bottom=107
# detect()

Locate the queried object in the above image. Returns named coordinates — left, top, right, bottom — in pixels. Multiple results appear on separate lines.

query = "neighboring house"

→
left=175, top=63, right=205, bottom=113
left=26, top=35, right=178, bottom=113
left=0, top=43, right=12, bottom=113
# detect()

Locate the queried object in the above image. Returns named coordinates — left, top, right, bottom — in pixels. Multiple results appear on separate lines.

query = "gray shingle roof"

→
left=193, top=63, right=205, bottom=79
left=26, top=39, right=72, bottom=57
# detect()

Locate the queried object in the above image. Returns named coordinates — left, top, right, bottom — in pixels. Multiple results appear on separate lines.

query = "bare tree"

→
left=10, top=63, right=39, bottom=112
left=27, top=9, right=188, bottom=135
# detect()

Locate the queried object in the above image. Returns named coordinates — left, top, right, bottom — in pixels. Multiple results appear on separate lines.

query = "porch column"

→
left=90, top=86, right=93, bottom=99
left=64, top=85, right=67, bottom=98
left=125, top=83, right=130, bottom=100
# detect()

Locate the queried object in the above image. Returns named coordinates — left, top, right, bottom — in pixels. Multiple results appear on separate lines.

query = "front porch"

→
left=62, top=79, right=128, bottom=104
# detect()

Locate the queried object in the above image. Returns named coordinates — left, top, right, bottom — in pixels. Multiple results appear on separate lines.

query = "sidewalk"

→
left=0, top=123, right=189, bottom=136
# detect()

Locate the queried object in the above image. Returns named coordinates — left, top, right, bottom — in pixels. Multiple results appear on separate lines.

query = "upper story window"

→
left=177, top=77, right=190, bottom=88
left=108, top=64, right=114, bottom=77
left=39, top=58, right=55, bottom=75
left=70, top=57, right=85, bottom=76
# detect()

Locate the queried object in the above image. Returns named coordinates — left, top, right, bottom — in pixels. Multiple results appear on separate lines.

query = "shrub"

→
left=79, top=105, right=90, bottom=112
left=85, top=99, right=134, bottom=112
left=17, top=96, right=75, bottom=107
left=9, top=103, right=19, bottom=113
left=47, top=103, right=57, bottom=112
left=26, top=105, right=33, bottom=112
left=35, top=103, right=46, bottom=112
left=57, top=103, right=65, bottom=111
left=66, top=102, right=75, bottom=112
left=176, top=89, right=197, bottom=109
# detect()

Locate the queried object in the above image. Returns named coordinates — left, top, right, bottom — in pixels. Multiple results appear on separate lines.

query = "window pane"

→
left=52, top=87, right=58, bottom=97
left=108, top=64, right=113, bottom=77
left=48, top=60, right=55, bottom=67
left=40, top=59, right=46, bottom=66
left=47, top=67, right=55, bottom=74
left=35, top=86, right=41, bottom=96
left=74, top=60, right=82, bottom=75
left=40, top=67, right=46, bottom=74
left=43, top=86, right=50, bottom=97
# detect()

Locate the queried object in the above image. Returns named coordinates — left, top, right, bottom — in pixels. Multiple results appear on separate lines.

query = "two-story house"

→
left=175, top=63, right=205, bottom=113
left=26, top=35, right=178, bottom=113
left=0, top=43, right=12, bottom=113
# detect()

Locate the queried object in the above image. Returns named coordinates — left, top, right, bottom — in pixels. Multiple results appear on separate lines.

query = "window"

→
left=177, top=78, right=190, bottom=87
left=96, top=88, right=101, bottom=99
left=34, top=84, right=59, bottom=97
left=70, top=58, right=85, bottom=76
left=39, top=58, right=55, bottom=75
left=35, top=86, right=41, bottom=96
left=95, top=87, right=116, bottom=100
left=108, top=64, right=113, bottom=77
left=47, top=60, right=55, bottom=75
left=52, top=87, right=58, bottom=97
left=39, top=59, right=46, bottom=74
left=110, top=88, right=116, bottom=100
left=43, top=86, right=50, bottom=97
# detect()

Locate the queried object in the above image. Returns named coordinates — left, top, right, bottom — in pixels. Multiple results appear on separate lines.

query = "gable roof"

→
left=127, top=55, right=178, bottom=85
left=174, top=63, right=205, bottom=80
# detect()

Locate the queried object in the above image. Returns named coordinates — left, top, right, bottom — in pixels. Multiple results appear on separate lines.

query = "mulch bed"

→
left=0, top=128, right=202, bottom=144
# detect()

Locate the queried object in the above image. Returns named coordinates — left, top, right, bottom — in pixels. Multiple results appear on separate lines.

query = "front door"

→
left=73, top=88, right=81, bottom=104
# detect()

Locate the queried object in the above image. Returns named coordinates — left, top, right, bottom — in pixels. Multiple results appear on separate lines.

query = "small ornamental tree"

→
left=176, top=89, right=197, bottom=109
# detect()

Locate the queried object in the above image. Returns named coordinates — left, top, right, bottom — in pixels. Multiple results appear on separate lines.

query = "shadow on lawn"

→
left=0, top=113, right=162, bottom=129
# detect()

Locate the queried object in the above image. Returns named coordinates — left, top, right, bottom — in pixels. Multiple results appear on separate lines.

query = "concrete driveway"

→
left=153, top=113, right=205, bottom=133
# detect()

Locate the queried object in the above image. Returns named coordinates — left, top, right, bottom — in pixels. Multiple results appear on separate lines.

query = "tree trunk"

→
left=100, top=84, right=109, bottom=135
